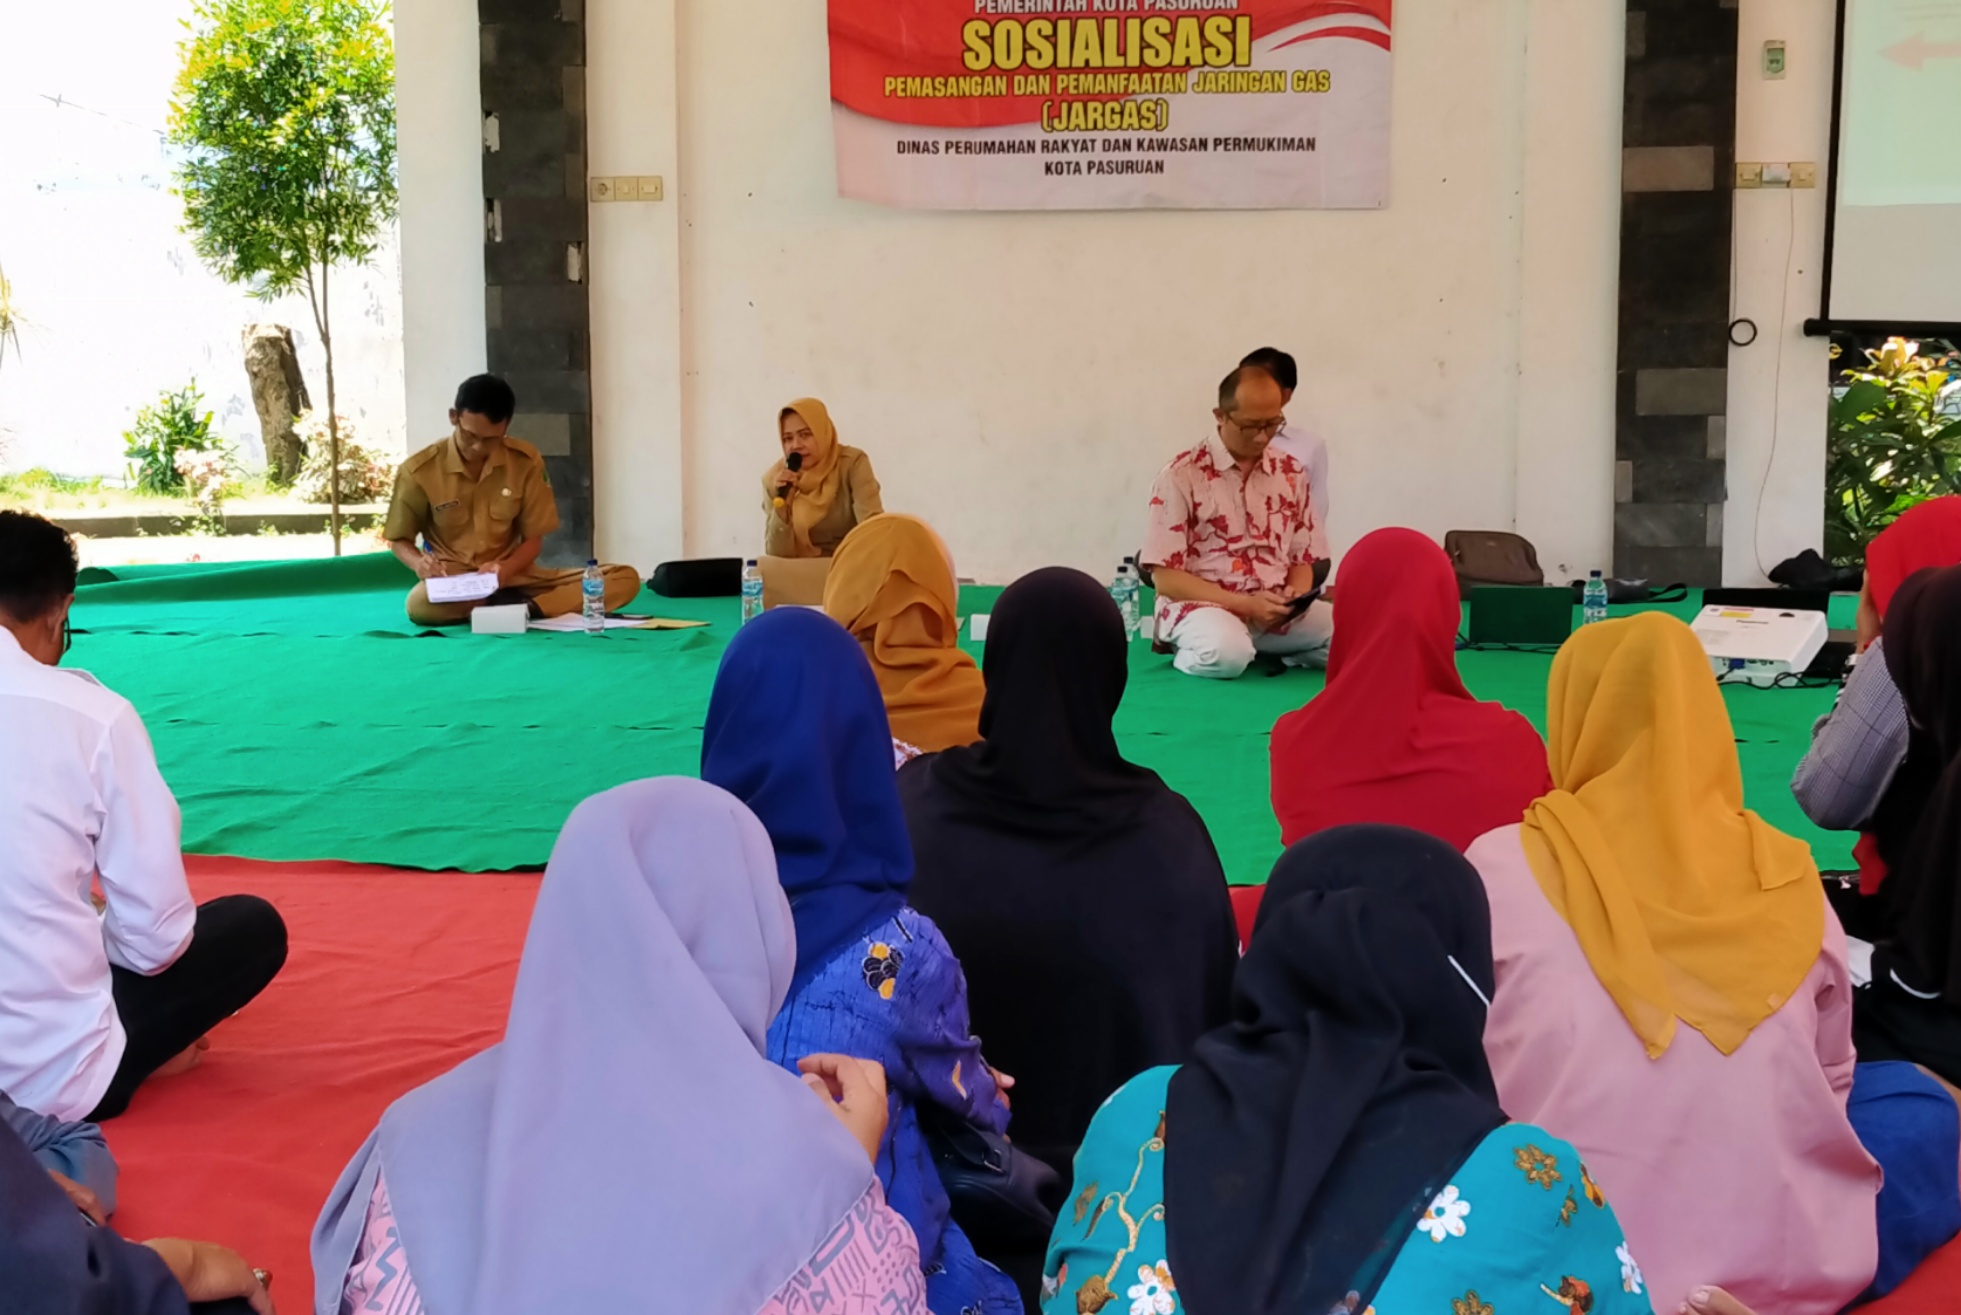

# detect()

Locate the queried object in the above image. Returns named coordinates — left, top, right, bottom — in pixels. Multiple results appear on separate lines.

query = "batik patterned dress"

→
left=1042, top=1068, right=1654, bottom=1315
left=768, top=905, right=1020, bottom=1315
left=338, top=1172, right=931, bottom=1315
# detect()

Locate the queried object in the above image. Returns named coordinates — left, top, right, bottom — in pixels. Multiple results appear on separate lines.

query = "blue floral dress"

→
left=1043, top=1068, right=1655, bottom=1315
left=768, top=905, right=1020, bottom=1315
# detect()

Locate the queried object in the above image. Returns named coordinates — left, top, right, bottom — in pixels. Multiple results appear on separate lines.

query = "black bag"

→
left=1769, top=549, right=1864, bottom=593
left=649, top=558, right=741, bottom=598
left=1444, top=530, right=1545, bottom=600
left=917, top=1100, right=1062, bottom=1251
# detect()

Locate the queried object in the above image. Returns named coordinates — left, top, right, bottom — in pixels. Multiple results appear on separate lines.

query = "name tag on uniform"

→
left=433, top=499, right=463, bottom=514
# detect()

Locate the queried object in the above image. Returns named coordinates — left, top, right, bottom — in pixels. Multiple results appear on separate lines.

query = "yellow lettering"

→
left=1236, top=16, right=1252, bottom=67
left=1026, top=19, right=1055, bottom=71
left=1203, top=16, right=1235, bottom=68
left=1171, top=17, right=1204, bottom=67
left=993, top=20, right=1024, bottom=71
left=1071, top=16, right=1103, bottom=68
left=1056, top=19, right=1072, bottom=69
left=1141, top=17, right=1170, bottom=68
left=962, top=21, right=992, bottom=72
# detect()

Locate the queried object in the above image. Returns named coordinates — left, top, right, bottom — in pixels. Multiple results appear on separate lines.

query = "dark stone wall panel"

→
left=1615, top=5, right=1737, bottom=585
left=482, top=0, right=592, bottom=566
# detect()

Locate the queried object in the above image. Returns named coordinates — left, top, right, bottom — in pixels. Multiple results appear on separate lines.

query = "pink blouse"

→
left=340, top=1173, right=927, bottom=1315
left=1465, top=824, right=1881, bottom=1315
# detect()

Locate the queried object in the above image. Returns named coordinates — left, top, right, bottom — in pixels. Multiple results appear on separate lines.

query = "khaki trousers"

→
left=406, top=563, right=643, bottom=627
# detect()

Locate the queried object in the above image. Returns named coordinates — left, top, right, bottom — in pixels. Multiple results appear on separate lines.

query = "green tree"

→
left=1826, top=338, right=1961, bottom=564
left=169, top=0, right=396, bottom=553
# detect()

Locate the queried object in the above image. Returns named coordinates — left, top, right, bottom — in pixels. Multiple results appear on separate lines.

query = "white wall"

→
left=1725, top=0, right=1837, bottom=585
left=401, top=0, right=1631, bottom=581
left=574, top=0, right=1628, bottom=581
left=0, top=0, right=407, bottom=477
left=395, top=0, right=486, bottom=446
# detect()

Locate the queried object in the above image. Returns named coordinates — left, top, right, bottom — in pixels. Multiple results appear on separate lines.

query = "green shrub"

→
left=124, top=383, right=222, bottom=494
left=292, top=412, right=395, bottom=504
left=1826, top=338, right=1961, bottom=565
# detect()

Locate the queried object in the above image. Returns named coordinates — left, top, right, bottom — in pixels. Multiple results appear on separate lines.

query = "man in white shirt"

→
left=0, top=511, right=286, bottom=1120
left=1241, top=346, right=1330, bottom=533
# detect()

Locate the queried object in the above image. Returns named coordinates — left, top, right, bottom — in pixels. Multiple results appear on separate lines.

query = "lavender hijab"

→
left=310, top=778, right=876, bottom=1315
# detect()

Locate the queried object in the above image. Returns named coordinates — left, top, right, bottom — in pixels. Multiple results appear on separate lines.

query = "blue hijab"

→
left=702, top=607, right=915, bottom=993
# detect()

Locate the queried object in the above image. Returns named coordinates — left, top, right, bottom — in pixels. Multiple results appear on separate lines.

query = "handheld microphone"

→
left=775, top=452, right=804, bottom=506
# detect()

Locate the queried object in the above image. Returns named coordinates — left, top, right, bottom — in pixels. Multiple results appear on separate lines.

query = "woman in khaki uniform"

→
left=763, top=399, right=883, bottom=559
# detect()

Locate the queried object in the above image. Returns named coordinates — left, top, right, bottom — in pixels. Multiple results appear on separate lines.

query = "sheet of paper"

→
left=526, top=615, right=711, bottom=633
left=426, top=572, right=500, bottom=604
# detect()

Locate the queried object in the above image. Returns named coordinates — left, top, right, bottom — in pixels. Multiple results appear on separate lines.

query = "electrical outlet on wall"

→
left=588, top=176, right=666, bottom=203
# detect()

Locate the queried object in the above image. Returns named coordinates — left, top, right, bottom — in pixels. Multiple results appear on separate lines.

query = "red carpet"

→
left=94, top=859, right=1961, bottom=1313
left=103, top=857, right=539, bottom=1303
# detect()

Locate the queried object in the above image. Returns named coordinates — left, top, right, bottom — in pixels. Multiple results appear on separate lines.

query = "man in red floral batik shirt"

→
left=1140, top=365, right=1332, bottom=679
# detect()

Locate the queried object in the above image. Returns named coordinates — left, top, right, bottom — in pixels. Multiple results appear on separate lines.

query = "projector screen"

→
left=1823, top=0, right=1961, bottom=327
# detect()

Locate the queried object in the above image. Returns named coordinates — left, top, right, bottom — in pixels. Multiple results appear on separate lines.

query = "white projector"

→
left=1691, top=604, right=1829, bottom=686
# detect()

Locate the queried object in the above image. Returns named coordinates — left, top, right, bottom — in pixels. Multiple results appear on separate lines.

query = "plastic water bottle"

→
left=1110, top=559, right=1141, bottom=642
left=740, top=558, right=765, bottom=625
left=1583, top=569, right=1610, bottom=626
left=581, top=559, right=606, bottom=634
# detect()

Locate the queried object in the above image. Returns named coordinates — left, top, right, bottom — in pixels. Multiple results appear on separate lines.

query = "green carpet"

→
left=69, top=555, right=1853, bottom=883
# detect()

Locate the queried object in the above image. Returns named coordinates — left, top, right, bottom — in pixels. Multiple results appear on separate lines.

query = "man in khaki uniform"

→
left=384, top=375, right=642, bottom=627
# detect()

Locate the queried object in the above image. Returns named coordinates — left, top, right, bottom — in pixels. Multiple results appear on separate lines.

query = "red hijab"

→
left=1869, top=498, right=1961, bottom=618
left=1270, top=528, right=1551, bottom=852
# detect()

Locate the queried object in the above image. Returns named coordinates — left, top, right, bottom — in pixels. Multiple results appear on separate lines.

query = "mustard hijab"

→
left=766, top=399, right=846, bottom=559
left=823, top=514, right=985, bottom=753
left=1520, top=611, right=1823, bottom=1058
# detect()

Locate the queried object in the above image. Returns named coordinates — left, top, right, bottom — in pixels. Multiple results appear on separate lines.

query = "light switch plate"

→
left=1763, top=40, right=1787, bottom=79
left=635, top=175, right=665, bottom=202
left=1791, top=162, right=1817, bottom=189
left=1735, top=162, right=1764, bottom=189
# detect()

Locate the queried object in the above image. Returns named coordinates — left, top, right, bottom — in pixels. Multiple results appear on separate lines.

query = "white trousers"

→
left=1163, top=600, right=1334, bottom=680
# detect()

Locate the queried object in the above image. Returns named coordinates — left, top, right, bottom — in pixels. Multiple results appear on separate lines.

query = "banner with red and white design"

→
left=828, top=1, right=1393, bottom=211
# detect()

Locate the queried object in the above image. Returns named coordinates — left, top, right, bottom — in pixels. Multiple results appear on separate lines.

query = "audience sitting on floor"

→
left=0, top=510, right=287, bottom=1122
left=822, top=513, right=986, bottom=757
left=701, top=607, right=1019, bottom=1315
left=1796, top=497, right=1961, bottom=923
left=765, top=397, right=885, bottom=559
left=313, top=778, right=920, bottom=1315
left=1845, top=564, right=1961, bottom=1089
left=1270, top=527, right=1549, bottom=853
left=1465, top=612, right=1884, bottom=1315
left=41, top=498, right=1961, bottom=1312
left=899, top=569, right=1238, bottom=1186
left=4, top=1115, right=272, bottom=1314
left=383, top=373, right=642, bottom=627
left=1044, top=826, right=1651, bottom=1315
left=1240, top=345, right=1329, bottom=528
left=1141, top=364, right=1332, bottom=679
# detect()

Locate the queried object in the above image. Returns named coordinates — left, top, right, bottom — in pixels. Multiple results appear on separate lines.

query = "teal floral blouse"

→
left=1043, top=1067, right=1655, bottom=1315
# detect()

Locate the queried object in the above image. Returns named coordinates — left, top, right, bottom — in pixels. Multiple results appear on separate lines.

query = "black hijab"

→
left=1166, top=826, right=1505, bottom=1315
left=917, top=566, right=1166, bottom=839
left=1880, top=565, right=1961, bottom=1003
left=900, top=567, right=1237, bottom=1175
